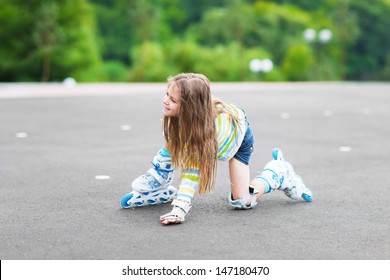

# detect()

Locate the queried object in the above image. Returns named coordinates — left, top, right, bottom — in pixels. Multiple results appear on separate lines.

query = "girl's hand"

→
left=160, top=199, right=191, bottom=225
left=160, top=215, right=182, bottom=225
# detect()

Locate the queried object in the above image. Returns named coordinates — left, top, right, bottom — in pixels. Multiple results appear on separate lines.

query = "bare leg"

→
left=230, top=157, right=267, bottom=203
left=229, top=158, right=250, bottom=199
left=250, top=177, right=266, bottom=201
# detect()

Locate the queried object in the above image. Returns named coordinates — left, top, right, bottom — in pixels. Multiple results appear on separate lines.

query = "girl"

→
left=121, top=73, right=312, bottom=225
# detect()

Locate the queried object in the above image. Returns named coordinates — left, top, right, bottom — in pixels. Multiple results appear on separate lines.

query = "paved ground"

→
left=0, top=82, right=389, bottom=260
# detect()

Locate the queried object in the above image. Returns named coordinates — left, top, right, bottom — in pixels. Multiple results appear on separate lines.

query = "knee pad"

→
left=228, top=186, right=258, bottom=210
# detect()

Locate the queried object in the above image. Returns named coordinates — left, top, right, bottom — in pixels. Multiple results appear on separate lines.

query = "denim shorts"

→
left=233, top=120, right=254, bottom=166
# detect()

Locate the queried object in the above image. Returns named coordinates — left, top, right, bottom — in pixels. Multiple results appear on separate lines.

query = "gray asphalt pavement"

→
left=0, top=82, right=389, bottom=260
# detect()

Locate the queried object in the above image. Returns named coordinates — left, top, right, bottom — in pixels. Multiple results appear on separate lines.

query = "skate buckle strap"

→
left=171, top=198, right=192, bottom=213
left=152, top=161, right=173, bottom=172
left=147, top=165, right=173, bottom=186
left=146, top=160, right=174, bottom=186
left=152, top=154, right=174, bottom=172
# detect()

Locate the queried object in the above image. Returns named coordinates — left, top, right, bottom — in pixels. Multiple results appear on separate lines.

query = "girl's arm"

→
left=160, top=166, right=200, bottom=224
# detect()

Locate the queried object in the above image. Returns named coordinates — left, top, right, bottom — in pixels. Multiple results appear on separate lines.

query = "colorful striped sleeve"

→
left=177, top=164, right=200, bottom=202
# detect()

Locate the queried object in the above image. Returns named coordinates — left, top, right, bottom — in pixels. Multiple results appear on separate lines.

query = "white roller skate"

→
left=121, top=149, right=177, bottom=208
left=132, top=152, right=174, bottom=192
left=257, top=148, right=313, bottom=202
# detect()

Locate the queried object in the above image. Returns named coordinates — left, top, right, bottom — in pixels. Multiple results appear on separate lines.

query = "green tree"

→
left=273, top=0, right=327, bottom=11
left=252, top=2, right=312, bottom=65
left=92, top=1, right=130, bottom=63
left=2, top=0, right=390, bottom=81
left=33, top=2, right=64, bottom=81
left=282, top=43, right=313, bottom=81
left=192, top=43, right=243, bottom=81
left=128, top=41, right=176, bottom=81
left=346, top=0, right=390, bottom=80
left=126, top=0, right=160, bottom=44
left=193, top=1, right=255, bottom=47
left=329, top=0, right=360, bottom=80
left=170, top=40, right=202, bottom=73
left=0, top=0, right=35, bottom=81
left=0, top=0, right=102, bottom=82
left=179, top=0, right=227, bottom=27
left=54, top=0, right=103, bottom=81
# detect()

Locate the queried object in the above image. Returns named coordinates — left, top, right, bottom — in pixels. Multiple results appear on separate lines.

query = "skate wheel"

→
left=147, top=199, right=157, bottom=205
left=121, top=193, right=133, bottom=208
left=160, top=187, right=177, bottom=203
left=302, top=193, right=312, bottom=202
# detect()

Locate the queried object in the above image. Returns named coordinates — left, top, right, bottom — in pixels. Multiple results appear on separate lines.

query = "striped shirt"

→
left=215, top=103, right=247, bottom=161
left=177, top=102, right=247, bottom=202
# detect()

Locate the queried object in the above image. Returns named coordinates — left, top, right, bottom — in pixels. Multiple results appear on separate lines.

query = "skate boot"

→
left=256, top=148, right=313, bottom=202
left=121, top=148, right=177, bottom=208
left=132, top=149, right=174, bottom=192
left=121, top=186, right=178, bottom=208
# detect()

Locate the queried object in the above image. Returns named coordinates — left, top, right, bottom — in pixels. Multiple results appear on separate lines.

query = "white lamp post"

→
left=249, top=58, right=273, bottom=80
left=303, top=28, right=316, bottom=43
left=303, top=28, right=333, bottom=80
left=249, top=58, right=263, bottom=73
left=303, top=28, right=333, bottom=44
left=318, top=29, right=333, bottom=43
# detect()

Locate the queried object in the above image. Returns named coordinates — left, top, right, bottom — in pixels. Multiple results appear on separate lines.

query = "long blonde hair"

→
left=163, top=73, right=218, bottom=194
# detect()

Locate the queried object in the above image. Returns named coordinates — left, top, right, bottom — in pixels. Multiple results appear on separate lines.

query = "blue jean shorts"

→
left=233, top=120, right=254, bottom=166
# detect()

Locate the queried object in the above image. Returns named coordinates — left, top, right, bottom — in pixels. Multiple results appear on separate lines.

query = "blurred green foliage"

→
left=0, top=0, right=390, bottom=82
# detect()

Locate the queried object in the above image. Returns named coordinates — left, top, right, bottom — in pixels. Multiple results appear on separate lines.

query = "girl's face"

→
left=163, top=83, right=180, bottom=117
